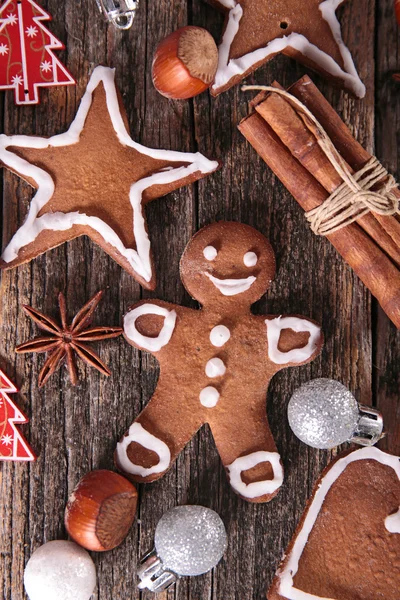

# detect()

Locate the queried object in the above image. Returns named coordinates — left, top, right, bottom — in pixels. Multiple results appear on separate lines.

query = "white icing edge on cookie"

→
left=124, top=304, right=177, bottom=352
left=385, top=507, right=400, bottom=534
left=212, top=0, right=365, bottom=98
left=205, top=272, right=256, bottom=296
left=0, top=66, right=218, bottom=282
left=278, top=447, right=400, bottom=600
left=217, top=0, right=236, bottom=8
left=116, top=422, right=171, bottom=478
left=210, top=325, right=231, bottom=347
left=265, top=316, right=321, bottom=365
left=227, top=451, right=283, bottom=498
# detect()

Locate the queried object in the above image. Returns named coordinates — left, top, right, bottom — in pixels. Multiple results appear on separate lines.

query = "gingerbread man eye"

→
left=203, top=246, right=218, bottom=261
left=243, top=251, right=258, bottom=267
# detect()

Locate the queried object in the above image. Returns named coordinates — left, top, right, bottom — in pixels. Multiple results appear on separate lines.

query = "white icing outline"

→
left=199, top=386, right=220, bottom=408
left=0, top=66, right=218, bottom=282
left=385, top=507, right=400, bottom=534
left=212, top=0, right=365, bottom=98
left=278, top=447, right=400, bottom=600
left=116, top=422, right=171, bottom=478
left=124, top=304, right=177, bottom=352
left=227, top=451, right=283, bottom=498
left=205, top=272, right=256, bottom=296
left=0, top=0, right=75, bottom=105
left=265, top=316, right=321, bottom=365
left=205, top=357, right=226, bottom=378
left=210, top=325, right=231, bottom=347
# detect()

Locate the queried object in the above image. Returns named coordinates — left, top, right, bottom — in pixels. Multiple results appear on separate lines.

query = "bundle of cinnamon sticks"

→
left=239, top=76, right=400, bottom=329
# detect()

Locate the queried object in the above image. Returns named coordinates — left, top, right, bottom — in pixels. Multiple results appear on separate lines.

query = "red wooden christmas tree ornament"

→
left=0, top=369, right=36, bottom=461
left=0, top=0, right=75, bottom=105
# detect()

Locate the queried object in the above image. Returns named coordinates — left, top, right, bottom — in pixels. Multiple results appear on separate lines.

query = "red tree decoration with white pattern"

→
left=0, top=369, right=35, bottom=461
left=0, top=0, right=75, bottom=105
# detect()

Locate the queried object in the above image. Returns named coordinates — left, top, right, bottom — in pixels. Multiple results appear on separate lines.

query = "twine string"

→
left=242, top=85, right=399, bottom=236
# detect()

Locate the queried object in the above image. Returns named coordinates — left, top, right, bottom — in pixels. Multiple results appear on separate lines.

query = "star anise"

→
left=16, top=291, right=122, bottom=388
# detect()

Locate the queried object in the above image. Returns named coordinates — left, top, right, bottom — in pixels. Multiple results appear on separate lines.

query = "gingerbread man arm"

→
left=265, top=315, right=323, bottom=368
left=117, top=299, right=200, bottom=482
left=123, top=299, right=189, bottom=356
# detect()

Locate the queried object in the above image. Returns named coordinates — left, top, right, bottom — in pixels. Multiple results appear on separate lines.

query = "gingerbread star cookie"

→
left=268, top=447, right=400, bottom=600
left=115, top=222, right=323, bottom=503
left=210, top=0, right=365, bottom=97
left=0, top=66, right=219, bottom=289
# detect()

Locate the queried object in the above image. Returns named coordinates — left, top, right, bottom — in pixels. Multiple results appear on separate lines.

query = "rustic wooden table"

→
left=1, top=1, right=399, bottom=599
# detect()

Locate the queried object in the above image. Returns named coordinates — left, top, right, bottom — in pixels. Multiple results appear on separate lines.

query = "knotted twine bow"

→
left=242, top=85, right=400, bottom=236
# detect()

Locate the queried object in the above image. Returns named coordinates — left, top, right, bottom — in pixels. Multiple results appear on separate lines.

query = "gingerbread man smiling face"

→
left=116, top=222, right=323, bottom=503
left=181, top=220, right=276, bottom=308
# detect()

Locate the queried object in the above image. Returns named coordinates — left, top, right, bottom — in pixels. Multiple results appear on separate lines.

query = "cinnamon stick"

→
left=256, top=91, right=400, bottom=267
left=289, top=76, right=400, bottom=250
left=238, top=111, right=400, bottom=329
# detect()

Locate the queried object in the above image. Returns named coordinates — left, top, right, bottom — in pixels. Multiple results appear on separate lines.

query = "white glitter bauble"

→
left=24, top=541, right=97, bottom=600
left=288, top=378, right=359, bottom=449
left=154, top=505, right=227, bottom=576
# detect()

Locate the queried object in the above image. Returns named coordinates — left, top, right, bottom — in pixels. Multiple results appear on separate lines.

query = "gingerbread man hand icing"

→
left=116, top=222, right=323, bottom=503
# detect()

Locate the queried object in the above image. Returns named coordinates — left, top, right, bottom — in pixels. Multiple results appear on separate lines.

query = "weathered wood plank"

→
left=375, top=0, right=400, bottom=457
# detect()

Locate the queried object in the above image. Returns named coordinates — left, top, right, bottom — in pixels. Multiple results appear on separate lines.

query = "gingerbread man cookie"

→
left=115, top=222, right=323, bottom=502
left=268, top=446, right=400, bottom=600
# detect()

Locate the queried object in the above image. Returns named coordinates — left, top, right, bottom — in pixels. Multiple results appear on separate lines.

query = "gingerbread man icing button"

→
left=116, top=222, right=323, bottom=503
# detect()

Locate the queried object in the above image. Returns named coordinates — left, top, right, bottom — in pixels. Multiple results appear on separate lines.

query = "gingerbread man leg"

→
left=115, top=383, right=204, bottom=483
left=210, top=401, right=283, bottom=503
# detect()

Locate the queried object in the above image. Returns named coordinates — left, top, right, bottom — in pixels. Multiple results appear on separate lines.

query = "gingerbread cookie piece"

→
left=115, top=222, right=322, bottom=503
left=210, top=0, right=365, bottom=97
left=0, top=66, right=219, bottom=289
left=268, top=446, right=400, bottom=600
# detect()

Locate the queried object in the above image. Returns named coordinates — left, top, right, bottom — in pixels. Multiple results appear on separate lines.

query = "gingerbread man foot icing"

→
left=115, top=222, right=323, bottom=503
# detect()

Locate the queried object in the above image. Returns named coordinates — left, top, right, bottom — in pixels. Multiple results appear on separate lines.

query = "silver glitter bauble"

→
left=24, top=541, right=97, bottom=600
left=155, top=505, right=227, bottom=576
left=138, top=505, right=227, bottom=592
left=288, top=379, right=360, bottom=449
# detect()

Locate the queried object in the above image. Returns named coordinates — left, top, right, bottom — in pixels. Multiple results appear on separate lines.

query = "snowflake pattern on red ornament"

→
left=0, top=0, right=75, bottom=105
left=0, top=369, right=36, bottom=461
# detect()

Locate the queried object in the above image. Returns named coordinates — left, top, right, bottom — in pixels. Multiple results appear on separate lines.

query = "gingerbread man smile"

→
left=204, top=272, right=256, bottom=295
left=202, top=242, right=259, bottom=295
left=116, top=222, right=323, bottom=503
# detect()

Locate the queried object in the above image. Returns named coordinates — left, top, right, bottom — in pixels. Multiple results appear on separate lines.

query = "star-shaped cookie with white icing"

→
left=211, top=0, right=365, bottom=97
left=0, top=66, right=219, bottom=289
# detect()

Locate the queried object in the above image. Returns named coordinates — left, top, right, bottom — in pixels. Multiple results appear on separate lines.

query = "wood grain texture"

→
left=0, top=1, right=398, bottom=599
